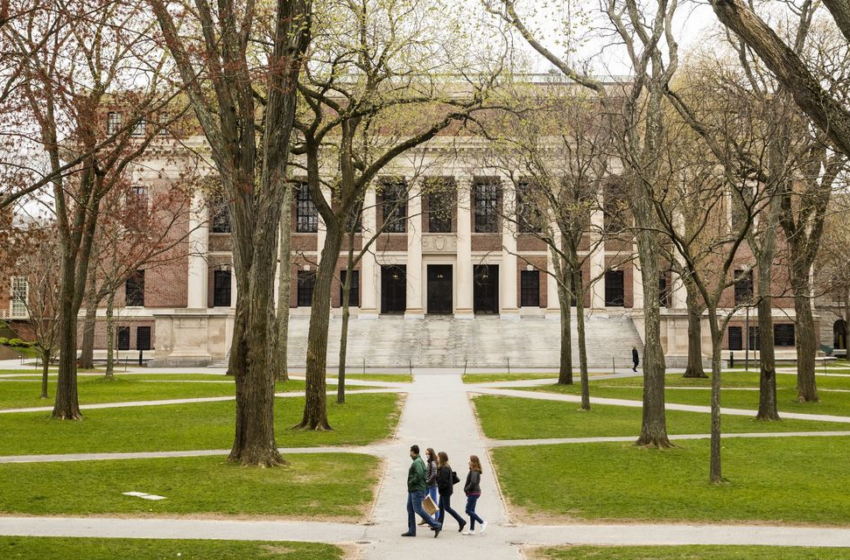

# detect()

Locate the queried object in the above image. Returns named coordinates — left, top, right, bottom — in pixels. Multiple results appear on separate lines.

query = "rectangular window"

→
left=749, top=326, right=761, bottom=351
left=211, top=198, right=231, bottom=233
left=659, top=272, right=670, bottom=308
left=520, top=270, right=540, bottom=307
left=340, top=270, right=360, bottom=308
left=774, top=324, right=796, bottom=347
left=131, top=117, right=146, bottom=137
left=107, top=112, right=122, bottom=135
left=136, top=326, right=151, bottom=351
left=381, top=179, right=407, bottom=233
left=117, top=326, right=130, bottom=351
left=516, top=181, right=542, bottom=234
left=427, top=180, right=453, bottom=233
left=213, top=270, right=232, bottom=307
left=129, top=184, right=149, bottom=212
left=296, top=182, right=319, bottom=233
left=11, top=277, right=27, bottom=317
left=158, top=112, right=171, bottom=135
left=474, top=180, right=499, bottom=233
left=125, top=270, right=145, bottom=307
left=605, top=270, right=625, bottom=307
left=297, top=270, right=316, bottom=307
left=734, top=269, right=754, bottom=305
left=728, top=326, right=743, bottom=350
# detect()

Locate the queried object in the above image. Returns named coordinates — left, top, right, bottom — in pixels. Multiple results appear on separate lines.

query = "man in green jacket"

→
left=402, top=444, right=441, bottom=537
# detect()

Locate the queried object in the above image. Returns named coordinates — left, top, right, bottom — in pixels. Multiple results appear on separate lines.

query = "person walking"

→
left=436, top=451, right=466, bottom=532
left=632, top=345, right=640, bottom=372
left=402, top=445, right=442, bottom=538
left=419, top=448, right=440, bottom=525
left=462, top=455, right=487, bottom=536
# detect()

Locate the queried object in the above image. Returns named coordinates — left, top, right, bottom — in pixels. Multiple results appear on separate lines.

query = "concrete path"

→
left=470, top=387, right=850, bottom=424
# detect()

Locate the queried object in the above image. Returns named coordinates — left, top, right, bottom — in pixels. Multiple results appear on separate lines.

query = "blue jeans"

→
left=407, top=490, right=440, bottom=534
left=428, top=485, right=440, bottom=520
left=465, top=494, right=484, bottom=530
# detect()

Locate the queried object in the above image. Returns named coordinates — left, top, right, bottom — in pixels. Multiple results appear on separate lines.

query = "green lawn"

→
left=463, top=373, right=560, bottom=384
left=0, top=537, right=344, bottom=560
left=473, top=396, right=847, bottom=440
left=0, top=453, right=377, bottom=519
left=0, top=376, right=314, bottom=410
left=493, top=436, right=850, bottom=525
left=0, top=393, right=401, bottom=455
left=532, top=545, right=850, bottom=560
left=525, top=373, right=850, bottom=417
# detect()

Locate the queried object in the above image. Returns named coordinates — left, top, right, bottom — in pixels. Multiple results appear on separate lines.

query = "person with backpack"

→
left=436, top=451, right=466, bottom=532
left=402, top=444, right=441, bottom=538
left=462, top=454, right=487, bottom=535
left=419, top=448, right=441, bottom=525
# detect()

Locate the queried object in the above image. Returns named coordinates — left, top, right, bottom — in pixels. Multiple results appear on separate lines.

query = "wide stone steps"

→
left=285, top=313, right=643, bottom=369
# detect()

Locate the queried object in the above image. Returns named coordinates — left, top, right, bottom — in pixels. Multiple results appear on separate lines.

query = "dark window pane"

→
left=382, top=180, right=407, bottom=233
left=605, top=270, right=624, bottom=307
left=131, top=117, right=146, bottom=137
left=659, top=272, right=670, bottom=308
left=381, top=265, right=407, bottom=314
left=136, top=327, right=151, bottom=351
left=213, top=270, right=232, bottom=307
left=734, top=269, right=754, bottom=305
left=474, top=180, right=499, bottom=233
left=774, top=324, right=796, bottom=347
left=125, top=270, right=145, bottom=307
left=211, top=198, right=231, bottom=233
left=297, top=270, right=316, bottom=307
left=520, top=270, right=540, bottom=307
left=728, top=326, right=743, bottom=350
left=117, top=326, right=130, bottom=351
left=340, top=270, right=360, bottom=308
left=517, top=181, right=542, bottom=234
left=426, top=179, right=453, bottom=233
left=296, top=182, right=319, bottom=233
left=107, top=112, right=122, bottom=135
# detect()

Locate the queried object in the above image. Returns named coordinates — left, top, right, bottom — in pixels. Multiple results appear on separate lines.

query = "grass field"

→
left=473, top=395, right=847, bottom=440
left=493, top=436, right=850, bottom=525
left=0, top=453, right=377, bottom=518
left=463, top=373, right=561, bottom=384
left=0, top=392, right=402, bottom=455
left=531, top=545, right=850, bottom=560
left=0, top=537, right=345, bottom=560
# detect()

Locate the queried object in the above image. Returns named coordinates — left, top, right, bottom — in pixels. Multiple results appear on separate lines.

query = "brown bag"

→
left=421, top=494, right=438, bottom=516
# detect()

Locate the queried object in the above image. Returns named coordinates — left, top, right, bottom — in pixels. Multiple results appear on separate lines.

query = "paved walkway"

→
left=3, top=369, right=850, bottom=557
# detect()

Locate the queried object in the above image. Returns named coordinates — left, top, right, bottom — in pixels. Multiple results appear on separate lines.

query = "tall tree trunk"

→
left=574, top=268, right=590, bottom=410
left=792, top=266, right=819, bottom=402
left=297, top=223, right=344, bottom=430
left=756, top=285, right=779, bottom=419
left=79, top=281, right=99, bottom=370
left=40, top=349, right=50, bottom=399
left=557, top=277, right=573, bottom=385
left=104, top=290, right=115, bottom=380
left=273, top=186, right=293, bottom=382
left=337, top=246, right=355, bottom=405
left=633, top=195, right=671, bottom=448
left=682, top=278, right=707, bottom=378
left=708, top=309, right=724, bottom=484
left=52, top=249, right=82, bottom=420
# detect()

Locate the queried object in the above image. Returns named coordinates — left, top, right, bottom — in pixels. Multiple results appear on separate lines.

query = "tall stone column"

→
left=546, top=227, right=562, bottom=320
left=187, top=192, right=209, bottom=309
left=406, top=181, right=425, bottom=319
left=501, top=180, right=519, bottom=319
left=359, top=187, right=379, bottom=319
left=633, top=245, right=644, bottom=309
left=589, top=195, right=606, bottom=309
left=455, top=177, right=473, bottom=318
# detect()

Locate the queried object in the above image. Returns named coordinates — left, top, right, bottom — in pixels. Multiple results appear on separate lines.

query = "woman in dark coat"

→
left=436, top=451, right=466, bottom=532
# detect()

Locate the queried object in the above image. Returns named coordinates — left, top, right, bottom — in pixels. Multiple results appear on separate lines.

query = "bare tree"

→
left=149, top=0, right=312, bottom=465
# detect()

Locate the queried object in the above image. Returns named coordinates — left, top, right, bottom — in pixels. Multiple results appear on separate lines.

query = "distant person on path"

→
left=419, top=448, right=440, bottom=525
left=436, top=451, right=466, bottom=532
left=632, top=346, right=640, bottom=372
left=402, top=444, right=442, bottom=538
left=462, top=455, right=487, bottom=536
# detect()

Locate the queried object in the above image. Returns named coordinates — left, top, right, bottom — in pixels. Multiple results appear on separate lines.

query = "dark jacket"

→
left=464, top=470, right=481, bottom=495
left=426, top=459, right=438, bottom=487
left=407, top=455, right=428, bottom=493
left=436, top=465, right=454, bottom=496
left=632, top=348, right=639, bottom=365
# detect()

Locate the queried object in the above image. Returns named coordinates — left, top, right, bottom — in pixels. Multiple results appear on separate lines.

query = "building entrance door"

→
left=381, top=265, right=407, bottom=314
left=427, top=265, right=453, bottom=314
left=474, top=264, right=499, bottom=314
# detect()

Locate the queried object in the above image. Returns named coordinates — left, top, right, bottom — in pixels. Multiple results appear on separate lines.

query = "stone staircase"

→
left=285, top=312, right=643, bottom=369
